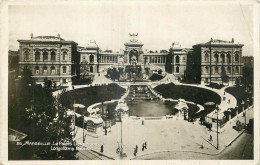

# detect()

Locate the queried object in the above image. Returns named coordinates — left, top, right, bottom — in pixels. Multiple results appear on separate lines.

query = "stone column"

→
left=40, top=51, right=43, bottom=61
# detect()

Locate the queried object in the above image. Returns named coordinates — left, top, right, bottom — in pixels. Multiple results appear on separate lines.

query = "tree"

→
left=44, top=78, right=53, bottom=88
left=221, top=68, right=229, bottom=85
left=242, top=66, right=253, bottom=92
left=35, top=100, right=78, bottom=160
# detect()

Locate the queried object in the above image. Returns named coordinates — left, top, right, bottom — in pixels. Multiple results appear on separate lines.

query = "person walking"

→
left=135, top=145, right=138, bottom=154
left=100, top=145, right=104, bottom=153
left=144, top=142, right=147, bottom=149
left=134, top=149, right=136, bottom=157
left=142, top=120, right=144, bottom=125
left=142, top=143, right=145, bottom=151
left=209, top=135, right=212, bottom=141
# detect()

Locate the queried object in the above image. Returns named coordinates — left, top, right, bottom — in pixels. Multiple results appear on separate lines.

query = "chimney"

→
left=31, top=33, right=33, bottom=39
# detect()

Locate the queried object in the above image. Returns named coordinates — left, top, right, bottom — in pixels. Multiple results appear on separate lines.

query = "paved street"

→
left=133, top=132, right=253, bottom=160
left=74, top=105, right=253, bottom=160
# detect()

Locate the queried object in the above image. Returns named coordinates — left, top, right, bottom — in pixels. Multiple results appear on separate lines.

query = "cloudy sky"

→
left=8, top=1, right=255, bottom=55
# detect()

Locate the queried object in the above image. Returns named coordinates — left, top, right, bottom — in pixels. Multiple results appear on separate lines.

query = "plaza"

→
left=52, top=70, right=254, bottom=160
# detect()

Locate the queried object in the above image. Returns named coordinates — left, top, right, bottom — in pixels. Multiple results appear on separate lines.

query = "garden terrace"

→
left=59, top=83, right=126, bottom=110
left=225, top=86, right=253, bottom=108
left=154, top=83, right=221, bottom=107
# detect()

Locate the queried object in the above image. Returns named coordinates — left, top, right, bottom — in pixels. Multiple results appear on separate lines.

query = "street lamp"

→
left=241, top=100, right=245, bottom=127
left=117, top=110, right=125, bottom=159
left=215, top=104, right=220, bottom=150
left=245, top=98, right=250, bottom=128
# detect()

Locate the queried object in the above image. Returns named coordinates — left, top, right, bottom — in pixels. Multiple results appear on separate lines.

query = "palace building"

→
left=78, top=33, right=187, bottom=78
left=186, top=38, right=244, bottom=84
left=17, top=34, right=245, bottom=85
left=18, top=34, right=79, bottom=85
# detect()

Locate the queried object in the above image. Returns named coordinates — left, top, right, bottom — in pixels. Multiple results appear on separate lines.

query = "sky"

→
left=8, top=1, right=255, bottom=56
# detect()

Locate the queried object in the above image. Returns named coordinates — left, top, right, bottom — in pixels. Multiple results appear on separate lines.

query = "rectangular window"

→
left=63, top=66, right=66, bottom=73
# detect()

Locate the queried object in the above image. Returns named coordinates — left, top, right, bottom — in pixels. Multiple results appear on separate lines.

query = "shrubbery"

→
left=155, top=83, right=221, bottom=106
left=60, top=83, right=125, bottom=110
left=149, top=73, right=164, bottom=81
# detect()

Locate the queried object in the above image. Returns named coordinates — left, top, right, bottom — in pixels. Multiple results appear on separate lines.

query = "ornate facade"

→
left=169, top=42, right=191, bottom=80
left=18, top=34, right=79, bottom=85
left=187, top=38, right=243, bottom=84
left=17, top=34, right=245, bottom=85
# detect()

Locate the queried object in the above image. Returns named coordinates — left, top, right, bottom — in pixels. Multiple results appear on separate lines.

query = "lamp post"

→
left=241, top=100, right=245, bottom=126
left=117, top=110, right=124, bottom=159
left=215, top=104, right=220, bottom=150
left=245, top=98, right=250, bottom=128
left=235, top=105, right=238, bottom=117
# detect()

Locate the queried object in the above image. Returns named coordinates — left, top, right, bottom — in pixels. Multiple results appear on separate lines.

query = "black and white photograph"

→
left=0, top=0, right=259, bottom=164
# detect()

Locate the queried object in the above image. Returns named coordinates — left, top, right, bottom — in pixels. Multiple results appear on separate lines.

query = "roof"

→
left=18, top=34, right=77, bottom=44
left=32, top=36, right=64, bottom=41
left=193, top=38, right=244, bottom=47
left=73, top=104, right=85, bottom=108
left=8, top=128, right=27, bottom=142
left=84, top=115, right=103, bottom=124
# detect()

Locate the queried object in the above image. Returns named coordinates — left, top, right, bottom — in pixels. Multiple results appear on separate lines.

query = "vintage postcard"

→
left=0, top=0, right=259, bottom=164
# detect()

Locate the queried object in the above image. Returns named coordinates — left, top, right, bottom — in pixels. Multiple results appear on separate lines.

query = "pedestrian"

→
left=209, top=135, right=212, bottom=142
left=142, top=120, right=144, bottom=125
left=105, top=129, right=107, bottom=135
left=135, top=145, right=138, bottom=154
left=134, top=150, right=136, bottom=156
left=144, top=142, right=147, bottom=149
left=142, top=143, right=145, bottom=151
left=100, top=145, right=104, bottom=153
left=116, top=147, right=120, bottom=154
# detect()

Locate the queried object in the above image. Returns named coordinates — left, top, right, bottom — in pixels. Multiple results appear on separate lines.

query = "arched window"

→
left=62, top=51, right=67, bottom=61
left=51, top=66, right=55, bottom=75
left=221, top=53, right=225, bottom=63
left=214, top=53, right=219, bottom=63
left=63, top=66, right=67, bottom=73
left=227, top=66, right=231, bottom=73
left=221, top=66, right=225, bottom=73
left=227, top=53, right=231, bottom=63
left=205, top=66, right=209, bottom=73
left=35, top=51, right=40, bottom=61
left=89, top=55, right=94, bottom=63
left=24, top=51, right=29, bottom=61
left=90, top=66, right=93, bottom=73
left=205, top=53, right=209, bottom=62
left=176, top=66, right=179, bottom=73
left=43, top=51, right=48, bottom=61
left=43, top=66, right=47, bottom=74
left=51, top=51, right=56, bottom=61
left=35, top=66, right=39, bottom=75
left=235, top=66, right=239, bottom=73
left=215, top=66, right=218, bottom=74
left=235, top=53, right=239, bottom=62
left=175, top=56, right=180, bottom=63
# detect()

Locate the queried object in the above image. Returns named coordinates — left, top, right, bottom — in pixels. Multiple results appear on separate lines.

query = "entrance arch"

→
left=129, top=49, right=139, bottom=64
